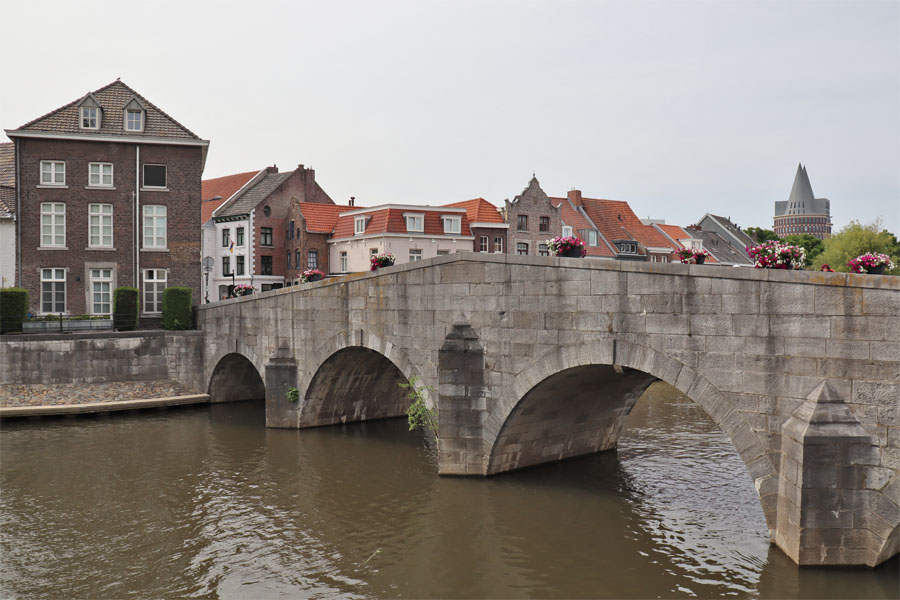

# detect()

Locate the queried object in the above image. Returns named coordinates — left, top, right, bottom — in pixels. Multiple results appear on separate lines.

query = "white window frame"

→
left=40, top=268, right=66, bottom=314
left=340, top=251, right=348, bottom=273
left=89, top=268, right=113, bottom=315
left=307, top=250, right=318, bottom=269
left=404, top=213, right=424, bottom=233
left=409, top=249, right=423, bottom=262
left=539, top=243, right=549, bottom=256
left=437, top=249, right=450, bottom=256
left=587, top=230, right=598, bottom=246
left=143, top=269, right=167, bottom=314
left=88, top=203, right=113, bottom=248
left=479, top=236, right=489, bottom=252
left=40, top=160, right=65, bottom=186
left=142, top=164, right=167, bottom=189
left=354, top=216, right=367, bottom=235
left=562, top=225, right=573, bottom=238
left=126, top=109, right=144, bottom=132
left=81, top=106, right=99, bottom=130
left=442, top=216, right=461, bottom=235
left=517, top=242, right=529, bottom=256
left=494, top=237, right=503, bottom=253
left=40, top=202, right=66, bottom=247
left=88, top=162, right=113, bottom=187
left=142, top=205, right=167, bottom=249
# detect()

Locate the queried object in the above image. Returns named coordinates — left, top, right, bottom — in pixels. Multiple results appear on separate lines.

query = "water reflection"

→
left=1, top=384, right=896, bottom=599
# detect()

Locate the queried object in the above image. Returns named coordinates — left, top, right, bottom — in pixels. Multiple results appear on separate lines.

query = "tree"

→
left=782, top=233, right=824, bottom=267
left=814, top=220, right=900, bottom=274
left=745, top=227, right=780, bottom=243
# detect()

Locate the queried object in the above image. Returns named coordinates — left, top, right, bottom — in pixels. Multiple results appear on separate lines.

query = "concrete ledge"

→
left=0, top=394, right=210, bottom=418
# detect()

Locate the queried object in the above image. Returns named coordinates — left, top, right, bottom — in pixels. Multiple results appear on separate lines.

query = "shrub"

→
left=0, top=288, right=28, bottom=334
left=162, top=287, right=193, bottom=330
left=113, top=287, right=139, bottom=331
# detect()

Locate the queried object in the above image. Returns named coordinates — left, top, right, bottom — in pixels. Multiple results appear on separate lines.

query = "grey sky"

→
left=3, top=0, right=898, bottom=234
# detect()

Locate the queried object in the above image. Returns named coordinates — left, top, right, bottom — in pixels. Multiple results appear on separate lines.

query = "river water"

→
left=1, top=383, right=897, bottom=599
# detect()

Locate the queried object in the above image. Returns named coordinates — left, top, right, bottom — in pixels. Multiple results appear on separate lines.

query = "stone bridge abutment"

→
left=196, top=253, right=899, bottom=567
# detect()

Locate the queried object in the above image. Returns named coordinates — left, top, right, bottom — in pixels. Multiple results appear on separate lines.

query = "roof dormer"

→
left=123, top=96, right=145, bottom=132
left=78, top=94, right=102, bottom=130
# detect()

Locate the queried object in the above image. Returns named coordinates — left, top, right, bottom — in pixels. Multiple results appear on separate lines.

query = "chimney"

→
left=267, top=165, right=278, bottom=173
left=349, top=196, right=355, bottom=207
left=567, top=189, right=583, bottom=207
left=298, top=164, right=304, bottom=170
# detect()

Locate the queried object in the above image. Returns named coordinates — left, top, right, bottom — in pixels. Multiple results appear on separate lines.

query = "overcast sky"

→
left=3, top=0, right=898, bottom=233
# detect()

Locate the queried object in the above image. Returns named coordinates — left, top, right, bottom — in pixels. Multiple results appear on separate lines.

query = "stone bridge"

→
left=197, top=253, right=899, bottom=567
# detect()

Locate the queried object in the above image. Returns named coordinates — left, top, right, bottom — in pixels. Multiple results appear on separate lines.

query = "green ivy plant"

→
left=286, top=387, right=300, bottom=403
left=401, top=376, right=438, bottom=435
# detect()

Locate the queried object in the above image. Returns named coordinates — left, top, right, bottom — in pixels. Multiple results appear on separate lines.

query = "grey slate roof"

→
left=697, top=213, right=755, bottom=257
left=0, top=187, right=14, bottom=219
left=215, top=170, right=292, bottom=218
left=696, top=230, right=752, bottom=265
left=10, top=79, right=201, bottom=141
left=775, top=164, right=830, bottom=217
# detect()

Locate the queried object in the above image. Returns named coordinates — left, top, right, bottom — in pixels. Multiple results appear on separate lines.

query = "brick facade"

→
left=14, top=137, right=202, bottom=315
left=470, top=226, right=507, bottom=254
left=504, top=176, right=562, bottom=256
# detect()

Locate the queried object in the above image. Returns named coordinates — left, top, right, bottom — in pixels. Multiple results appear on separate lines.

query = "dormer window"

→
left=81, top=107, right=99, bottom=129
left=615, top=241, right=637, bottom=254
left=587, top=230, right=598, bottom=246
left=123, top=97, right=145, bottom=132
left=126, top=109, right=143, bottom=131
left=354, top=216, right=367, bottom=235
left=562, top=225, right=573, bottom=238
left=404, top=213, right=424, bottom=233
left=442, top=216, right=461, bottom=235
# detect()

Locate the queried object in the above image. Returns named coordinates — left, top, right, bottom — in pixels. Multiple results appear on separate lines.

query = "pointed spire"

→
left=787, top=163, right=815, bottom=213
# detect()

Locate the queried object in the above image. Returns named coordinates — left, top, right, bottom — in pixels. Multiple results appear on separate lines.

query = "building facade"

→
left=0, top=143, right=15, bottom=288
left=695, top=213, right=755, bottom=259
left=444, top=198, right=508, bottom=255
left=504, top=176, right=563, bottom=256
left=4, top=80, right=208, bottom=316
left=773, top=163, right=833, bottom=240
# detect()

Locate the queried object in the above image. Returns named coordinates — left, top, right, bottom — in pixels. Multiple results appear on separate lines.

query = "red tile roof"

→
left=444, top=198, right=504, bottom=223
left=550, top=197, right=615, bottom=257
left=201, top=170, right=259, bottom=222
left=298, top=202, right=364, bottom=234
left=656, top=224, right=692, bottom=247
left=333, top=207, right=472, bottom=239
left=580, top=197, right=677, bottom=252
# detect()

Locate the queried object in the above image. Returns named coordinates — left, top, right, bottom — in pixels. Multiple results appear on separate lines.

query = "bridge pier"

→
left=775, top=381, right=898, bottom=566
left=265, top=347, right=300, bottom=428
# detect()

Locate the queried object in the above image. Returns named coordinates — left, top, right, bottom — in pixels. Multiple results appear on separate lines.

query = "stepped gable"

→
left=14, top=79, right=201, bottom=140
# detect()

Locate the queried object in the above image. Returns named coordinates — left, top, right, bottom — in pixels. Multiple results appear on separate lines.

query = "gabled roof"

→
left=333, top=206, right=472, bottom=239
left=581, top=197, right=676, bottom=252
left=8, top=80, right=202, bottom=141
left=698, top=214, right=756, bottom=252
left=550, top=196, right=615, bottom=257
left=654, top=223, right=694, bottom=246
left=298, top=202, right=364, bottom=234
left=444, top=198, right=505, bottom=223
left=694, top=230, right=751, bottom=265
left=215, top=169, right=292, bottom=218
left=201, top=170, right=260, bottom=222
left=0, top=143, right=14, bottom=188
left=0, top=187, right=14, bottom=219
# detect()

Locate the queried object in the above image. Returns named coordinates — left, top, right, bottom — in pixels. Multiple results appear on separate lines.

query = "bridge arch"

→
left=299, top=331, right=428, bottom=428
left=487, top=339, right=778, bottom=530
left=207, top=352, right=266, bottom=403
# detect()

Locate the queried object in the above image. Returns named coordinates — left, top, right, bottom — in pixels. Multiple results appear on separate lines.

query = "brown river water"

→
left=1, top=382, right=897, bottom=599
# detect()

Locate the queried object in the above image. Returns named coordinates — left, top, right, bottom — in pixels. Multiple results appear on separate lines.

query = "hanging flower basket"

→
left=677, top=248, right=710, bottom=264
left=848, top=253, right=894, bottom=274
left=299, top=268, right=325, bottom=283
left=232, top=283, right=255, bottom=297
left=546, top=236, right=586, bottom=258
left=370, top=252, right=395, bottom=271
left=746, top=241, right=806, bottom=270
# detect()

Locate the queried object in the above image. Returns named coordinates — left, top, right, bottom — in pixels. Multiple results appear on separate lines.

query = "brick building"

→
left=209, top=165, right=334, bottom=297
left=287, top=201, right=361, bottom=279
left=4, top=80, right=208, bottom=316
left=773, top=163, right=833, bottom=240
left=504, top=176, right=562, bottom=256
left=444, top=197, right=508, bottom=254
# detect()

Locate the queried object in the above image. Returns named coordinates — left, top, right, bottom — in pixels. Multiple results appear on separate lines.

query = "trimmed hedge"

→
left=162, top=287, right=192, bottom=330
left=0, top=288, right=29, bottom=334
left=113, top=287, right=139, bottom=331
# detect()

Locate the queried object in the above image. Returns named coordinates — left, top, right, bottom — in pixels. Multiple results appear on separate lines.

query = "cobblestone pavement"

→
left=0, top=380, right=196, bottom=408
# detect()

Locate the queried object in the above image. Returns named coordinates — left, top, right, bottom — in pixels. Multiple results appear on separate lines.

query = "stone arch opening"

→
left=301, top=347, right=412, bottom=428
left=487, top=364, right=657, bottom=475
left=208, top=353, right=266, bottom=403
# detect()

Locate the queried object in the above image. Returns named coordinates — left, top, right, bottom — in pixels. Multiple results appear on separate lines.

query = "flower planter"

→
left=307, top=273, right=323, bottom=282
left=695, top=255, right=706, bottom=265
left=561, top=247, right=584, bottom=258
left=869, top=264, right=885, bottom=275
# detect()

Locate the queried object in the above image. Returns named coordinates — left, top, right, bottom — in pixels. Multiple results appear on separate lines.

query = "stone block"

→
left=862, top=288, right=900, bottom=316
left=761, top=283, right=816, bottom=315
left=722, top=294, right=759, bottom=314
left=772, top=315, right=830, bottom=339
left=645, top=314, right=690, bottom=334
left=690, top=314, right=732, bottom=336
left=683, top=294, right=722, bottom=314
left=591, top=270, right=625, bottom=295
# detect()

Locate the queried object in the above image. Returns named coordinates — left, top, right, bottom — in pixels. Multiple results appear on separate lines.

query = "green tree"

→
left=401, top=376, right=438, bottom=436
left=782, top=233, right=824, bottom=267
left=745, top=227, right=780, bottom=243
left=814, top=220, right=900, bottom=274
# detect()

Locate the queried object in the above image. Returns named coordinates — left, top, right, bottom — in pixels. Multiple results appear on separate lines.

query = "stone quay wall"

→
left=0, top=330, right=205, bottom=407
